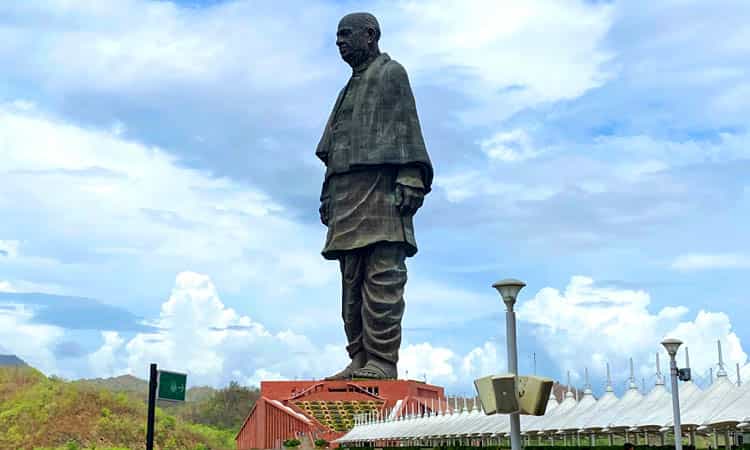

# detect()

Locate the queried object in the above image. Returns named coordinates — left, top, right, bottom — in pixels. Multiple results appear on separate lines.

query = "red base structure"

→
left=236, top=379, right=446, bottom=449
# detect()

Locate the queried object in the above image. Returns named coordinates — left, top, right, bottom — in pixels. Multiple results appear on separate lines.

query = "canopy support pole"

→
left=725, top=429, right=731, bottom=450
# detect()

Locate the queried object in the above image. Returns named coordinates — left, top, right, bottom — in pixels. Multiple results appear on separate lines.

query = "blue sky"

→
left=1, top=0, right=748, bottom=395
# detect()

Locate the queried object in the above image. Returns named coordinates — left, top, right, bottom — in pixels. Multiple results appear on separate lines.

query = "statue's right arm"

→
left=319, top=179, right=330, bottom=226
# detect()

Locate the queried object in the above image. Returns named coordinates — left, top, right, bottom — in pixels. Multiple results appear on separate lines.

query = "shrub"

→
left=284, top=438, right=302, bottom=448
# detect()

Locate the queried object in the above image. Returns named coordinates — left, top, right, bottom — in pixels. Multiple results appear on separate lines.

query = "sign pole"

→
left=146, top=363, right=157, bottom=450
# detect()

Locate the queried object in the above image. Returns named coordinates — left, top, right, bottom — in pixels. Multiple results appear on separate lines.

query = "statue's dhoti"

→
left=339, top=242, right=406, bottom=364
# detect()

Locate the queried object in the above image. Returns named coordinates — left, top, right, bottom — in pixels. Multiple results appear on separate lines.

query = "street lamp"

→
left=661, top=338, right=683, bottom=450
left=493, top=278, right=526, bottom=450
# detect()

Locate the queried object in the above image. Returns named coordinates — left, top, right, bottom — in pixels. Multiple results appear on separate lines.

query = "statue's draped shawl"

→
left=316, top=53, right=433, bottom=193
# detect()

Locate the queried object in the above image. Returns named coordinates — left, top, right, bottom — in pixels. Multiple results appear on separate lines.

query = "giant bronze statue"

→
left=317, top=12, right=433, bottom=379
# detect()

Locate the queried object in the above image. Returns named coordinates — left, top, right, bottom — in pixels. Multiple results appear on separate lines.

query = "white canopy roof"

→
left=336, top=345, right=746, bottom=444
left=705, top=381, right=750, bottom=427
left=635, top=380, right=702, bottom=429
left=679, top=375, right=737, bottom=427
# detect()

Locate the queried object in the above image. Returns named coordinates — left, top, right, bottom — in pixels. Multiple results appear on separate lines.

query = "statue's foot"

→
left=351, top=358, right=396, bottom=379
left=325, top=352, right=366, bottom=380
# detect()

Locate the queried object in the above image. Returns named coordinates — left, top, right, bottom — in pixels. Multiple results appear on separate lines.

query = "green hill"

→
left=0, top=366, right=235, bottom=450
left=75, top=374, right=218, bottom=403
left=75, top=374, right=147, bottom=395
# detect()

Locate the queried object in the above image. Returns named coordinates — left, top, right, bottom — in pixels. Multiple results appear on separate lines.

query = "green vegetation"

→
left=0, top=366, right=246, bottom=450
left=283, top=438, right=302, bottom=448
left=341, top=446, right=749, bottom=450
left=177, top=380, right=260, bottom=432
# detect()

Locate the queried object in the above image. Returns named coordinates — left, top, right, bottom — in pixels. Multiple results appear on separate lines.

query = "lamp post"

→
left=661, top=338, right=683, bottom=450
left=493, top=278, right=526, bottom=450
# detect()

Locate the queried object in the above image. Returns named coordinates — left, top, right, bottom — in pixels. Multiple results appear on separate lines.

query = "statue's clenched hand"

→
left=395, top=184, right=424, bottom=216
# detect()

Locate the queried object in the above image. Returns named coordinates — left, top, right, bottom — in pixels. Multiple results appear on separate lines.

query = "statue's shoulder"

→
left=378, top=54, right=409, bottom=81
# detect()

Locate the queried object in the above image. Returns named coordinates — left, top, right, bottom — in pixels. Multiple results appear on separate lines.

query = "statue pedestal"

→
left=237, top=378, right=447, bottom=449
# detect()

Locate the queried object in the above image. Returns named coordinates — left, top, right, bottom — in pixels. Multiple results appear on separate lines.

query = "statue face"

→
left=336, top=18, right=372, bottom=67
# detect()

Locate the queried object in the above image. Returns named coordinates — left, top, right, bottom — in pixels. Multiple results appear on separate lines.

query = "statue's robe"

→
left=316, top=52, right=433, bottom=261
left=316, top=52, right=433, bottom=366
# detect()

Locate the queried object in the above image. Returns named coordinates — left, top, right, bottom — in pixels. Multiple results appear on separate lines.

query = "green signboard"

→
left=157, top=370, right=187, bottom=402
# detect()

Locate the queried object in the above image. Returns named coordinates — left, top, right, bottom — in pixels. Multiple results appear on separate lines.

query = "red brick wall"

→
left=238, top=380, right=446, bottom=449
left=260, top=379, right=444, bottom=411
left=236, top=398, right=314, bottom=450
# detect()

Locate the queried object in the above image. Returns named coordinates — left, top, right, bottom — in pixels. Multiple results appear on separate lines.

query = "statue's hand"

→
left=395, top=184, right=424, bottom=216
left=319, top=197, right=330, bottom=226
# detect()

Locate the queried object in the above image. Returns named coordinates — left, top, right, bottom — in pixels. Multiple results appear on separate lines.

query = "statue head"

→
left=336, top=12, right=381, bottom=68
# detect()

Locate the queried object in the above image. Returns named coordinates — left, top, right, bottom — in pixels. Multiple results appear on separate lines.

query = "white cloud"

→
left=668, top=310, right=748, bottom=376
left=0, top=0, right=614, bottom=130
left=0, top=240, right=20, bottom=258
left=479, top=129, right=541, bottom=162
left=460, top=341, right=503, bottom=382
left=86, top=271, right=349, bottom=386
left=82, top=271, right=505, bottom=389
left=435, top=170, right=557, bottom=204
left=0, top=104, right=336, bottom=304
left=518, top=276, right=748, bottom=384
left=398, top=341, right=505, bottom=393
left=399, top=343, right=457, bottom=385
left=383, top=0, right=614, bottom=122
left=88, top=331, right=127, bottom=378
left=0, top=304, right=64, bottom=373
left=245, top=368, right=285, bottom=388
left=671, top=253, right=750, bottom=271
left=0, top=1, right=336, bottom=95
left=0, top=278, right=67, bottom=295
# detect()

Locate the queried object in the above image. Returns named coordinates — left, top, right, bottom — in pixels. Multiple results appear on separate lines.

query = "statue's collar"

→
left=353, top=52, right=388, bottom=75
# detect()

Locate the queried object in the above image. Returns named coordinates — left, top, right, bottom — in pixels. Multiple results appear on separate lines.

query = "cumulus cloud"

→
left=518, top=276, right=748, bottom=385
left=671, top=253, right=750, bottom=271
left=0, top=304, right=64, bottom=373
left=399, top=343, right=458, bottom=385
left=88, top=331, right=127, bottom=377
left=76, top=271, right=505, bottom=390
left=399, top=341, right=504, bottom=393
left=85, top=271, right=349, bottom=386
left=459, top=341, right=503, bottom=382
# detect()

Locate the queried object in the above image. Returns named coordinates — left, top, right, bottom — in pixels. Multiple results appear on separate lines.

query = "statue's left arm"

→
left=383, top=60, right=430, bottom=216
left=395, top=167, right=425, bottom=216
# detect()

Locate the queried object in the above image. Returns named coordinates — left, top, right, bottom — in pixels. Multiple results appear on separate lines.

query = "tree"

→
left=179, top=381, right=260, bottom=431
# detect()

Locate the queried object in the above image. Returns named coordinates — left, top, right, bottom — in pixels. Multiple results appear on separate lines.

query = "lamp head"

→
left=661, top=338, right=683, bottom=357
left=493, top=279, right=526, bottom=308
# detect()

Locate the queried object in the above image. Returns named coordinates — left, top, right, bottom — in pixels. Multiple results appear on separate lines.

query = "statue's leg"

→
left=325, top=249, right=367, bottom=380
left=351, top=242, right=406, bottom=379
